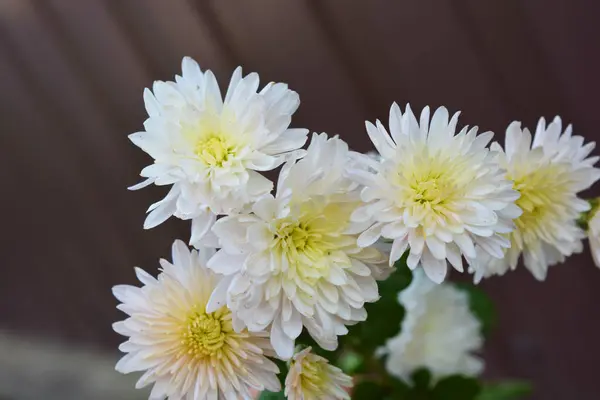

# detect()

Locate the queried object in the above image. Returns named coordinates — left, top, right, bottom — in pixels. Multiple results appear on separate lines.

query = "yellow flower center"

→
left=181, top=307, right=231, bottom=357
left=510, top=163, right=570, bottom=245
left=194, top=134, right=236, bottom=167
left=271, top=201, right=356, bottom=283
left=275, top=221, right=323, bottom=256
left=410, top=173, right=449, bottom=205
left=400, top=159, right=466, bottom=224
left=297, top=357, right=330, bottom=395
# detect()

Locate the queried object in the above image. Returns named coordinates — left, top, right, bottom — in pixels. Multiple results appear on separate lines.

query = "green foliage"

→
left=476, top=381, right=532, bottom=400
left=410, top=368, right=432, bottom=390
left=352, top=381, right=389, bottom=399
left=577, top=197, right=599, bottom=231
left=338, top=350, right=366, bottom=374
left=402, top=373, right=480, bottom=400
left=258, top=390, right=286, bottom=399
left=273, top=358, right=289, bottom=388
left=262, top=376, right=530, bottom=400
left=455, top=283, right=496, bottom=337
left=387, top=375, right=411, bottom=398
left=344, top=253, right=413, bottom=352
left=432, top=376, right=481, bottom=400
left=352, top=372, right=483, bottom=400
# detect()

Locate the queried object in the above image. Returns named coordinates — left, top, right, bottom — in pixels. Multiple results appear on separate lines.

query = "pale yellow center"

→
left=296, top=357, right=330, bottom=395
left=275, top=220, right=325, bottom=258
left=194, top=133, right=236, bottom=167
left=409, top=172, right=454, bottom=206
left=181, top=307, right=231, bottom=357
left=399, top=157, right=467, bottom=227
left=271, top=201, right=356, bottom=283
left=510, top=163, right=570, bottom=245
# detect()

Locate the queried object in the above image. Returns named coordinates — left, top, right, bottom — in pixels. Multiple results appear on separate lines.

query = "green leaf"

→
left=338, top=350, right=365, bottom=374
left=455, top=283, right=496, bottom=337
left=432, top=375, right=481, bottom=400
left=410, top=368, right=432, bottom=390
left=272, top=358, right=289, bottom=388
left=385, top=253, right=414, bottom=293
left=577, top=198, right=599, bottom=231
left=344, top=254, right=413, bottom=352
left=476, top=381, right=532, bottom=400
left=388, top=375, right=411, bottom=398
left=352, top=381, right=388, bottom=400
left=258, top=390, right=286, bottom=399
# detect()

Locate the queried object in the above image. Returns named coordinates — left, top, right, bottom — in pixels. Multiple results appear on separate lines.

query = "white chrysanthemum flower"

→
left=206, top=133, right=389, bottom=358
left=469, top=117, right=600, bottom=281
left=348, top=103, right=521, bottom=283
left=285, top=347, right=352, bottom=400
left=112, top=240, right=280, bottom=399
left=381, top=270, right=483, bottom=380
left=129, top=57, right=308, bottom=246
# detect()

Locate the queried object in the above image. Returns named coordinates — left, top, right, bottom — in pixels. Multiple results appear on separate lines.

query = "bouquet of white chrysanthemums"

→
left=112, top=57, right=600, bottom=400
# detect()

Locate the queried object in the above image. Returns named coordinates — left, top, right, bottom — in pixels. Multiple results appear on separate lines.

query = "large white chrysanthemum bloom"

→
left=112, top=240, right=280, bottom=399
left=129, top=57, right=308, bottom=246
left=381, top=270, right=483, bottom=380
left=469, top=117, right=600, bottom=281
left=206, top=133, right=389, bottom=359
left=348, top=103, right=521, bottom=283
left=285, top=347, right=352, bottom=400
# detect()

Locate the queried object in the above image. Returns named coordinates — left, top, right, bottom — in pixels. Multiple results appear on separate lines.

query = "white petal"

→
left=365, top=121, right=395, bottom=159
left=144, top=201, right=176, bottom=229
left=143, top=88, right=160, bottom=117
left=207, top=250, right=245, bottom=275
left=128, top=178, right=155, bottom=191
left=425, top=235, right=446, bottom=260
left=190, top=211, right=217, bottom=247
left=421, top=251, right=447, bottom=284
left=282, top=309, right=303, bottom=339
left=390, top=238, right=409, bottom=265
left=171, top=240, right=192, bottom=270
left=206, top=275, right=233, bottom=313
left=357, top=223, right=383, bottom=247
left=271, top=318, right=294, bottom=359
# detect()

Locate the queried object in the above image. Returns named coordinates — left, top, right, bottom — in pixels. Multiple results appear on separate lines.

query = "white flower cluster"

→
left=114, top=58, right=600, bottom=399
left=381, top=270, right=484, bottom=380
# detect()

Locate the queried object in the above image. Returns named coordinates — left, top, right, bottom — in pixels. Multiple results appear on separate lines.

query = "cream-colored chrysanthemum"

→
left=112, top=240, right=280, bottom=399
left=206, top=134, right=389, bottom=358
left=129, top=57, right=308, bottom=246
left=469, top=117, right=600, bottom=281
left=285, top=347, right=352, bottom=400
left=381, top=270, right=483, bottom=380
left=348, top=103, right=521, bottom=283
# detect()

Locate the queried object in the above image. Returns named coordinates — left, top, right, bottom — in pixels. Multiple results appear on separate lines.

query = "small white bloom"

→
left=112, top=240, right=280, bottom=399
left=129, top=57, right=308, bottom=246
left=285, top=347, right=352, bottom=400
left=469, top=117, right=600, bottom=281
left=206, top=133, right=389, bottom=358
left=348, top=103, right=520, bottom=283
left=381, top=270, right=484, bottom=381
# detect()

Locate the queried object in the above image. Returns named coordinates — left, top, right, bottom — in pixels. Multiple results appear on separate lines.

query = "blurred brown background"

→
left=1, top=0, right=599, bottom=399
